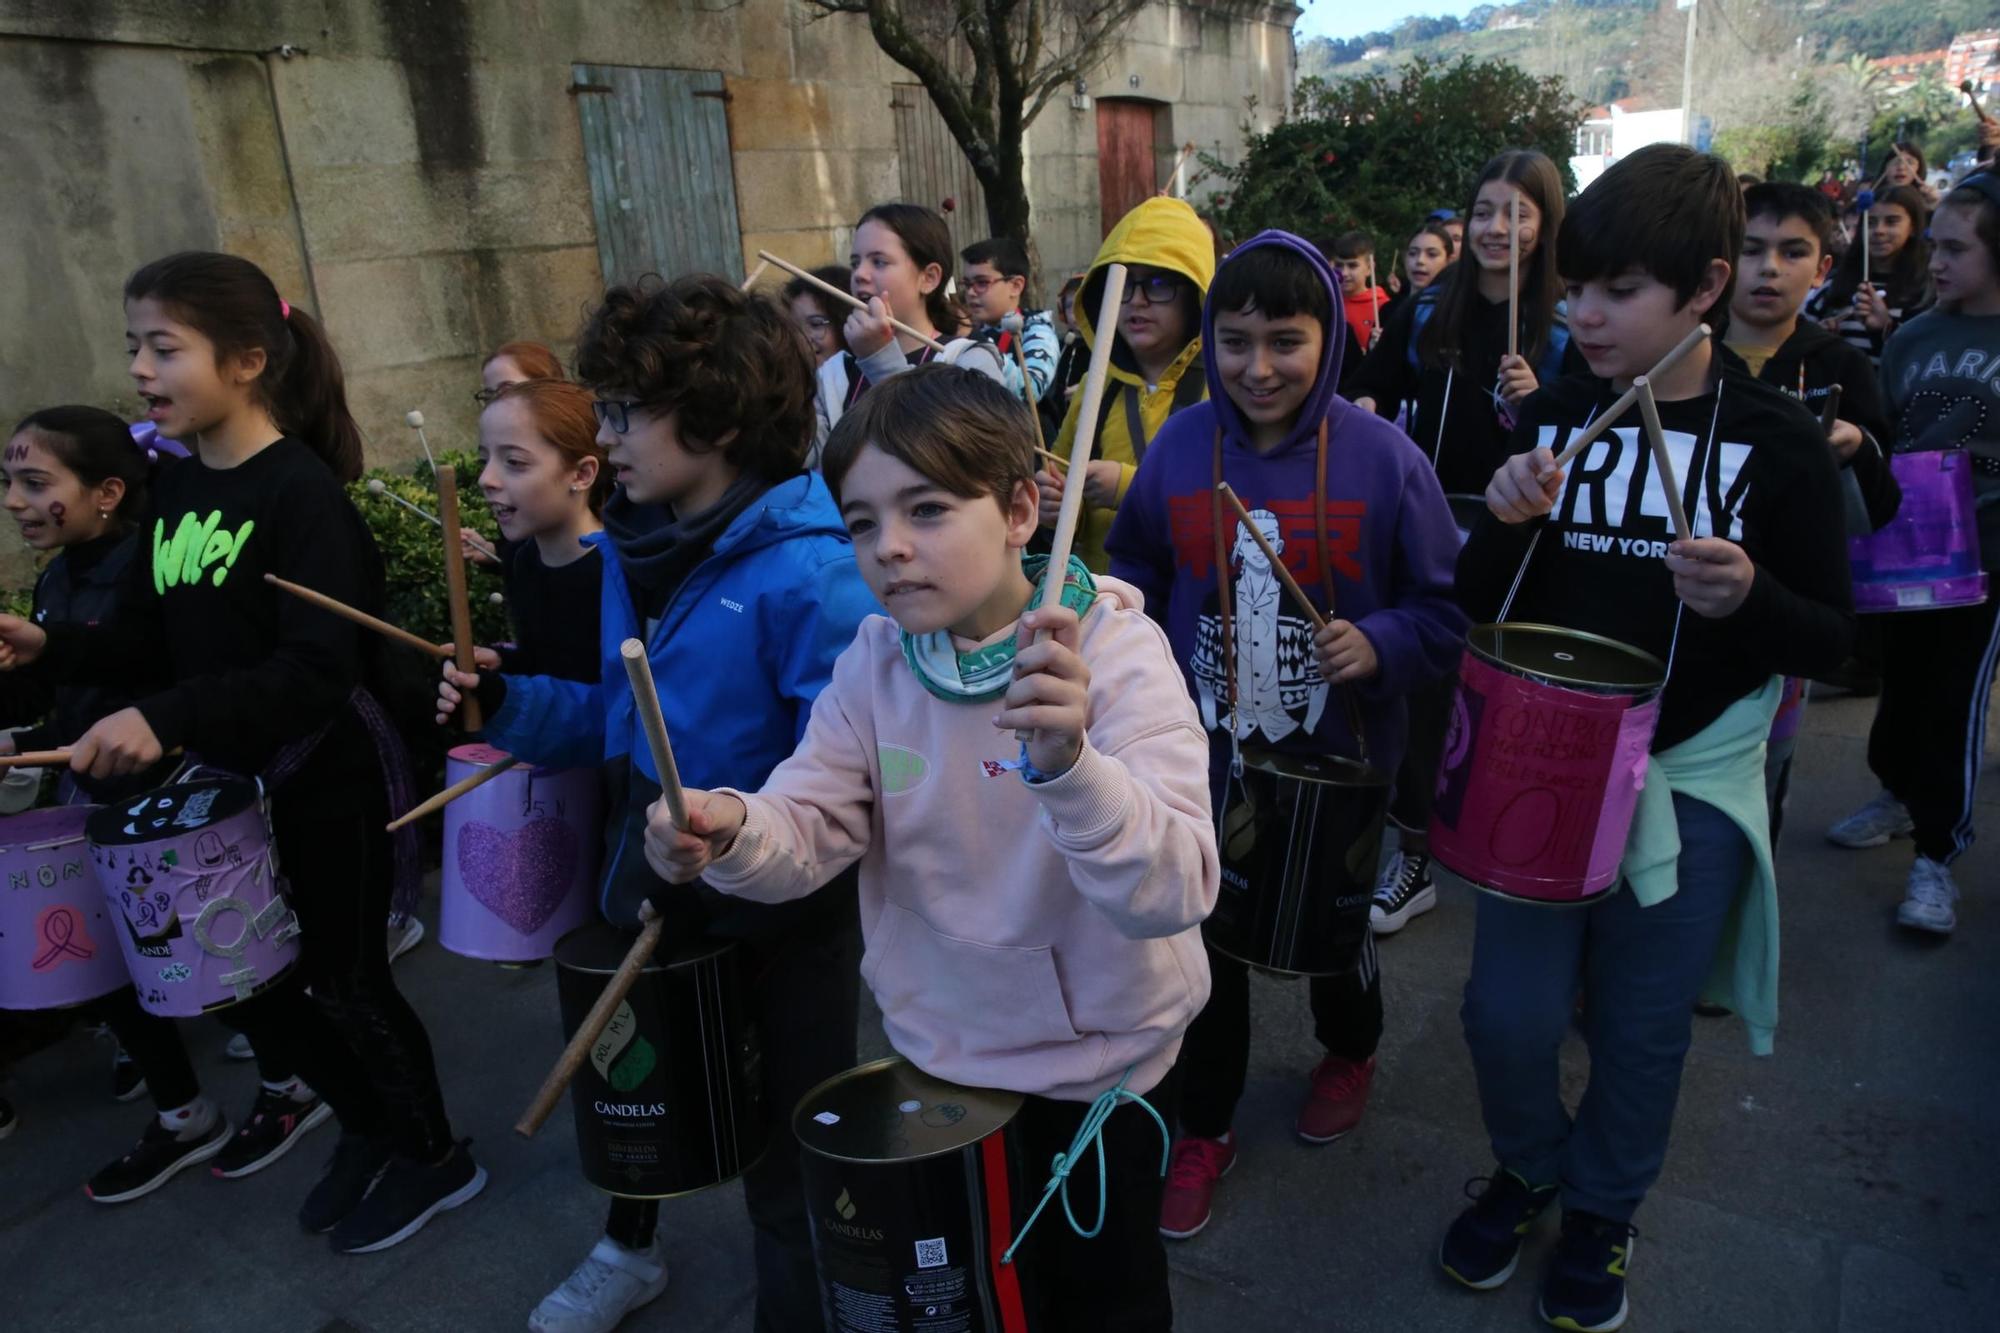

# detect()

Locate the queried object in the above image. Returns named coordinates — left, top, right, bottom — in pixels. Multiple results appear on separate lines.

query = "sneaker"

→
left=300, top=1134, right=393, bottom=1234
left=224, top=1032, right=256, bottom=1062
left=329, top=1140, right=486, bottom=1254
left=528, top=1236, right=671, bottom=1332
left=111, top=1047, right=147, bottom=1103
left=212, top=1086, right=333, bottom=1179
left=1897, top=856, right=1959, bottom=935
left=1826, top=790, right=1913, bottom=849
left=86, top=1112, right=230, bottom=1204
left=388, top=914, right=426, bottom=965
left=1158, top=1134, right=1236, bottom=1240
left=1538, top=1209, right=1635, bottom=1331
left=1372, top=850, right=1438, bottom=934
left=1439, top=1169, right=1558, bottom=1290
left=1296, top=1054, right=1376, bottom=1144
left=0, top=1096, right=15, bottom=1140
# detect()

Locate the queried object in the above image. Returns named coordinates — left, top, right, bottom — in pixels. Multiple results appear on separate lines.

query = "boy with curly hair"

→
left=439, top=273, right=877, bottom=1333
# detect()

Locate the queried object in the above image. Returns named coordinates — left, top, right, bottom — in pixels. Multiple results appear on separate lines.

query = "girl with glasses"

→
left=782, top=265, right=852, bottom=366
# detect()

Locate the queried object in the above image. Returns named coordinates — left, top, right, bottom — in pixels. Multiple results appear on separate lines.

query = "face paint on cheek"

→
left=4, top=443, right=28, bottom=463
left=47, top=502, right=64, bottom=529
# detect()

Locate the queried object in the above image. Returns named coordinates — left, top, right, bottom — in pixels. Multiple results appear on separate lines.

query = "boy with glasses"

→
left=961, top=237, right=1060, bottom=408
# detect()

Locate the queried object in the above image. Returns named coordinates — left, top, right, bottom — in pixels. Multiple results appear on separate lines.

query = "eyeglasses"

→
left=802, top=315, right=833, bottom=331
left=961, top=276, right=1009, bottom=294
left=1121, top=274, right=1183, bottom=305
left=592, top=398, right=644, bottom=434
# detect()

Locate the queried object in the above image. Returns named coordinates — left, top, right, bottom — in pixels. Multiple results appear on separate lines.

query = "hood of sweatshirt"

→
left=1201, top=229, right=1354, bottom=457
left=1078, top=196, right=1217, bottom=391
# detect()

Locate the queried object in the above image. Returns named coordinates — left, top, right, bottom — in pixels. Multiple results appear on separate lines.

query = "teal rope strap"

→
left=1000, top=1067, right=1172, bottom=1267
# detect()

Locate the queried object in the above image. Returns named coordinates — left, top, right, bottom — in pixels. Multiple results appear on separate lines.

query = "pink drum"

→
left=1768, top=676, right=1808, bottom=746
left=1430, top=624, right=1665, bottom=906
left=440, top=744, right=599, bottom=963
left=1849, top=450, right=1989, bottom=612
left=0, top=806, right=130, bottom=1011
left=87, top=779, right=301, bottom=1017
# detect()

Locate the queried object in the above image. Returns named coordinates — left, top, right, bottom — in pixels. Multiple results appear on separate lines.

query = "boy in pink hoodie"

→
left=645, top=364, right=1218, bottom=1330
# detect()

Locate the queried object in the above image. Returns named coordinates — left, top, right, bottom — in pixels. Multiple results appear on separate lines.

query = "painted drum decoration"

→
left=86, top=778, right=300, bottom=1017
left=0, top=805, right=131, bottom=1011
left=440, top=743, right=599, bottom=962
left=1848, top=450, right=1989, bottom=612
left=553, top=923, right=766, bottom=1198
left=794, top=1057, right=1032, bottom=1333
left=1209, top=750, right=1389, bottom=976
left=1429, top=624, right=1665, bottom=906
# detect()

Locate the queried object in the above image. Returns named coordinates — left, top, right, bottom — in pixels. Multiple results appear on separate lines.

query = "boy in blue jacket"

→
left=1107, top=232, right=1467, bottom=1242
left=440, top=274, right=876, bottom=1333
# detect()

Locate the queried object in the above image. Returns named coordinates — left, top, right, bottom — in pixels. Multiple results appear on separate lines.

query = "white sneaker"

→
left=1371, top=850, right=1438, bottom=935
left=528, top=1237, right=669, bottom=1333
left=224, top=1032, right=256, bottom=1062
left=1896, top=857, right=1959, bottom=935
left=1826, top=790, right=1914, bottom=849
left=388, top=915, right=426, bottom=965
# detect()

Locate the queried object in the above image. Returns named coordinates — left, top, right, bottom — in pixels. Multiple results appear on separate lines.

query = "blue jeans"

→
left=1460, top=792, right=1749, bottom=1222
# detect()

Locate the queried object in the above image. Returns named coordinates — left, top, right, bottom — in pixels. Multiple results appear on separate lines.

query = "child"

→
left=1328, top=229, right=1390, bottom=362
left=0, top=406, right=332, bottom=1200
left=814, top=203, right=1006, bottom=447
left=644, top=364, right=1217, bottom=1331
left=1446, top=146, right=1852, bottom=1331
left=1403, top=222, right=1456, bottom=294
left=1042, top=272, right=1090, bottom=442
left=960, top=236, right=1060, bottom=404
left=1105, top=232, right=1467, bottom=1241
left=1346, top=149, right=1571, bottom=932
left=784, top=265, right=853, bottom=366
left=1726, top=182, right=1903, bottom=834
left=438, top=274, right=875, bottom=1333
left=1041, top=196, right=1215, bottom=572
left=0, top=253, right=482, bottom=1254
left=477, top=339, right=565, bottom=406
left=1807, top=184, right=1934, bottom=366
left=1825, top=173, right=2000, bottom=934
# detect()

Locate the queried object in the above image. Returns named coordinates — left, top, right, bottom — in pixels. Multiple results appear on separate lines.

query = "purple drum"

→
left=440, top=744, right=599, bottom=963
left=0, top=806, right=130, bottom=1011
left=1849, top=450, right=1990, bottom=612
left=87, top=779, right=301, bottom=1017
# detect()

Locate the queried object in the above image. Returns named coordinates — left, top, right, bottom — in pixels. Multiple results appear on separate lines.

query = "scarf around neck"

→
left=601, top=472, right=773, bottom=614
left=901, top=554, right=1098, bottom=702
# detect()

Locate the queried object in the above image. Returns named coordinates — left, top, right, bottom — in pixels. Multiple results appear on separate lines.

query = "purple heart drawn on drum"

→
left=455, top=819, right=581, bottom=937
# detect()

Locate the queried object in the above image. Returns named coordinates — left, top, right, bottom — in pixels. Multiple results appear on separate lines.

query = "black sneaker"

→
left=1372, top=850, right=1439, bottom=935
left=212, top=1086, right=333, bottom=1179
left=86, top=1113, right=230, bottom=1204
left=329, top=1140, right=486, bottom=1254
left=110, top=1047, right=147, bottom=1103
left=1538, top=1209, right=1635, bottom=1331
left=0, top=1096, right=15, bottom=1140
left=299, top=1133, right=393, bottom=1234
left=1439, top=1168, right=1558, bottom=1290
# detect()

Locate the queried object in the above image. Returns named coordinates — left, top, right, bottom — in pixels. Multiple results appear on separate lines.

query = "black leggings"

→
left=213, top=782, right=452, bottom=1160
left=87, top=983, right=292, bottom=1113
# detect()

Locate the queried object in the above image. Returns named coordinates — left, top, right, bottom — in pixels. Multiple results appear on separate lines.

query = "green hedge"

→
left=349, top=448, right=510, bottom=648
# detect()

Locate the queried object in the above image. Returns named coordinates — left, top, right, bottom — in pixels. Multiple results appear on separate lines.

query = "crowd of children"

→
left=1, top=137, right=1995, bottom=1333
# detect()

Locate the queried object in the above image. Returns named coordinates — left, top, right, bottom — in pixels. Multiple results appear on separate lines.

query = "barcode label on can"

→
left=1897, top=586, right=1935, bottom=607
left=915, top=1237, right=948, bottom=1269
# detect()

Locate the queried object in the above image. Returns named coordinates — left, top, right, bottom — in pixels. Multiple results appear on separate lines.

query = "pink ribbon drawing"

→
left=32, top=905, right=96, bottom=970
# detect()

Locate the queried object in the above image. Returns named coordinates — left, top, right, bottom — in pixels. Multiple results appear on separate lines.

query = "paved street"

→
left=3, top=692, right=1995, bottom=1332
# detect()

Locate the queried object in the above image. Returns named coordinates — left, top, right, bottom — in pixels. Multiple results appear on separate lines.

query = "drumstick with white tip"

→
left=405, top=410, right=438, bottom=475
left=514, top=640, right=684, bottom=1138
left=755, top=251, right=948, bottom=354
left=364, top=480, right=498, bottom=561
left=1632, top=377, right=1693, bottom=543
left=1548, top=323, right=1711, bottom=472
left=1000, top=311, right=1050, bottom=459
left=384, top=755, right=521, bottom=832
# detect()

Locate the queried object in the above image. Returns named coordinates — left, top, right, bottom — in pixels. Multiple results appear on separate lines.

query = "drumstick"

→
left=262, top=574, right=452, bottom=659
left=1217, top=483, right=1326, bottom=630
left=405, top=410, right=437, bottom=475
left=620, top=639, right=688, bottom=830
left=1160, top=140, right=1197, bottom=196
left=1818, top=383, right=1844, bottom=436
left=1000, top=312, right=1050, bottom=457
left=1507, top=189, right=1520, bottom=362
left=0, top=750, right=71, bottom=768
left=385, top=755, right=521, bottom=832
left=755, top=251, right=948, bottom=354
left=514, top=914, right=664, bottom=1138
left=1035, top=446, right=1068, bottom=472
left=1632, top=377, right=1693, bottom=543
left=1963, top=80, right=1992, bottom=124
left=740, top=258, right=769, bottom=291
left=437, top=465, right=482, bottom=731
left=1549, top=323, right=1712, bottom=471
left=364, top=480, right=498, bottom=561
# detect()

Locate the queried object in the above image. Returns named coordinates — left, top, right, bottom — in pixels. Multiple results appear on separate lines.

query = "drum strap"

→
left=1431, top=366, right=1454, bottom=470
left=998, top=1066, right=1171, bottom=1268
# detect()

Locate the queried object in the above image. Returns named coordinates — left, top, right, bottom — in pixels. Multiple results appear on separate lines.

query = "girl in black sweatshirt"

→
left=0, top=253, right=481, bottom=1255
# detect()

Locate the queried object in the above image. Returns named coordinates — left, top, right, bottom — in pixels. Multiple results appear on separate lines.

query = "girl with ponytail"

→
left=0, top=251, right=483, bottom=1253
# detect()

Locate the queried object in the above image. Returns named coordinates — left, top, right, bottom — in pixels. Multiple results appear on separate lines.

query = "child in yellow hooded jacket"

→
left=1039, top=197, right=1216, bottom=570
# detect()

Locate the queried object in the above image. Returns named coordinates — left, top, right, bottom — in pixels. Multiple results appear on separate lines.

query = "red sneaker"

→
left=1295, top=1054, right=1376, bottom=1144
left=1158, top=1134, right=1235, bottom=1240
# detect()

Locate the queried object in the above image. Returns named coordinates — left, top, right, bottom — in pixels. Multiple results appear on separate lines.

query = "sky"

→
left=1293, top=0, right=1489, bottom=43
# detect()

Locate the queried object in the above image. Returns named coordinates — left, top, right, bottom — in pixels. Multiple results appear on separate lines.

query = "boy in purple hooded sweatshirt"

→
left=1107, top=232, right=1468, bottom=1241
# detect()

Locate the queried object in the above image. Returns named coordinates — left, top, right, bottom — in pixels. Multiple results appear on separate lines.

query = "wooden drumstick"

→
left=755, top=251, right=948, bottom=354
left=1217, top=484, right=1327, bottom=631
left=1160, top=140, right=1198, bottom=197
left=0, top=749, right=72, bottom=768
left=620, top=639, right=688, bottom=830
left=740, top=258, right=770, bottom=291
left=1632, top=377, right=1693, bottom=543
left=1507, top=188, right=1521, bottom=362
left=384, top=755, right=521, bottom=832
left=1034, top=445, right=1068, bottom=472
left=1000, top=311, right=1050, bottom=458
left=1549, top=323, right=1711, bottom=471
left=514, top=914, right=664, bottom=1138
left=1963, top=79, right=1993, bottom=124
left=1818, top=383, right=1844, bottom=436
left=437, top=465, right=482, bottom=731
left=262, top=574, right=452, bottom=659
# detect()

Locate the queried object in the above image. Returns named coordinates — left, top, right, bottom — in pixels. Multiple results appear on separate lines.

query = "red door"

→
left=1097, top=100, right=1159, bottom=238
